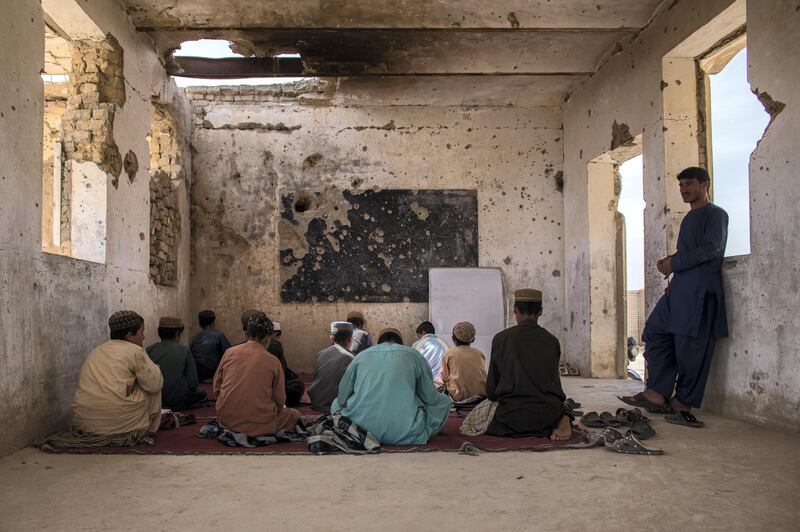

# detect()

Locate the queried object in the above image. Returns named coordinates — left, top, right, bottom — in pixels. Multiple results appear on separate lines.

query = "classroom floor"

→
left=0, top=378, right=797, bottom=532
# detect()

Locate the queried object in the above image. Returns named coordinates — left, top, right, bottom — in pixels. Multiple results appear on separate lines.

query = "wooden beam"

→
left=167, top=56, right=305, bottom=78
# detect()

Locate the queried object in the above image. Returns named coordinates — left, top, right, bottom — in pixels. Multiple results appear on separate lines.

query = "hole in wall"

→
left=294, top=195, right=312, bottom=213
left=123, top=150, right=138, bottom=184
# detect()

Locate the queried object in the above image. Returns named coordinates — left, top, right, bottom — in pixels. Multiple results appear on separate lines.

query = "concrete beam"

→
left=125, top=0, right=663, bottom=30
left=155, top=28, right=632, bottom=75
left=41, top=0, right=104, bottom=39
left=167, top=56, right=304, bottom=78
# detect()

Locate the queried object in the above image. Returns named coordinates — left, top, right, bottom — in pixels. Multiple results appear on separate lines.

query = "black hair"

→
left=378, top=331, right=404, bottom=345
left=349, top=317, right=365, bottom=329
left=158, top=326, right=184, bottom=341
left=676, top=166, right=710, bottom=183
left=246, top=323, right=270, bottom=341
left=198, top=310, right=216, bottom=327
left=416, top=321, right=435, bottom=335
left=110, top=317, right=144, bottom=341
left=333, top=331, right=353, bottom=345
left=514, top=301, right=543, bottom=316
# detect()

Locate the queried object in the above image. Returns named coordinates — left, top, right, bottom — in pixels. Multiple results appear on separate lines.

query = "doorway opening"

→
left=617, top=154, right=646, bottom=381
left=586, top=134, right=642, bottom=378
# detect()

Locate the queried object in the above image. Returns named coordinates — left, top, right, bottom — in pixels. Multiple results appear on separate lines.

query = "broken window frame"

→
left=40, top=4, right=121, bottom=265
left=147, top=99, right=184, bottom=287
left=695, top=27, right=757, bottom=258
left=695, top=27, right=747, bottom=197
left=41, top=23, right=72, bottom=257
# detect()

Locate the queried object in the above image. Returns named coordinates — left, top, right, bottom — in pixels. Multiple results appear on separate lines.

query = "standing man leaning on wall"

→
left=620, top=167, right=728, bottom=428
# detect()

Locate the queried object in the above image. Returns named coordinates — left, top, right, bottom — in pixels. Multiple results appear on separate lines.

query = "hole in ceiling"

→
left=170, top=40, right=312, bottom=87
left=173, top=39, right=245, bottom=59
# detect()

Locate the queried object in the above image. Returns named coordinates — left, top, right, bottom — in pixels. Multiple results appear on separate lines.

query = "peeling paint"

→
left=554, top=170, right=564, bottom=193
left=202, top=120, right=301, bottom=132
left=123, top=150, right=138, bottom=184
left=610, top=120, right=634, bottom=150
left=303, top=153, right=323, bottom=170
left=753, top=89, right=786, bottom=130
left=409, top=201, right=430, bottom=221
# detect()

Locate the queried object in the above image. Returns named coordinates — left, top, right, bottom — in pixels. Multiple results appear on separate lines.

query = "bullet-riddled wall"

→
left=0, top=0, right=193, bottom=457
left=562, top=0, right=800, bottom=431
left=187, top=82, right=567, bottom=370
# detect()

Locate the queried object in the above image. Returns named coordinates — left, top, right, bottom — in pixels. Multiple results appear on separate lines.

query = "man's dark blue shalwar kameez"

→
left=643, top=203, right=728, bottom=408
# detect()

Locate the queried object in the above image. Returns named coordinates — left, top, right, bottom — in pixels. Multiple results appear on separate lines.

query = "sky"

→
left=170, top=42, right=768, bottom=291
left=708, top=48, right=770, bottom=256
left=618, top=48, right=769, bottom=290
left=617, top=155, right=646, bottom=290
left=172, top=39, right=305, bottom=86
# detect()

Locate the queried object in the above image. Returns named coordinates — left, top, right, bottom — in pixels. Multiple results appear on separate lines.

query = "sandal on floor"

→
left=614, top=407, right=649, bottom=425
left=665, top=410, right=704, bottom=428
left=598, top=427, right=623, bottom=445
left=600, top=412, right=624, bottom=427
left=618, top=392, right=673, bottom=414
left=559, top=363, right=569, bottom=376
left=587, top=427, right=623, bottom=447
left=564, top=398, right=584, bottom=417
left=568, top=365, right=580, bottom=376
left=627, top=420, right=656, bottom=440
left=581, top=412, right=606, bottom=428
left=565, top=398, right=582, bottom=410
left=606, top=433, right=664, bottom=455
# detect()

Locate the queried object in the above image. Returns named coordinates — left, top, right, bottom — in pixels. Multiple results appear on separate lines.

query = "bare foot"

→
left=549, top=415, right=572, bottom=441
left=642, top=388, right=667, bottom=405
left=669, top=396, right=691, bottom=412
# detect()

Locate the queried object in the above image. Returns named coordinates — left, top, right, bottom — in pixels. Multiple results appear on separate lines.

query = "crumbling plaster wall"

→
left=188, top=83, right=566, bottom=371
left=0, top=0, right=192, bottom=456
left=705, top=1, right=800, bottom=430
left=562, top=0, right=800, bottom=430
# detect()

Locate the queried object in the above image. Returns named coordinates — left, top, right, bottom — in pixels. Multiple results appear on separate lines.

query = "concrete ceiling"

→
left=125, top=0, right=664, bottom=30
left=122, top=0, right=666, bottom=101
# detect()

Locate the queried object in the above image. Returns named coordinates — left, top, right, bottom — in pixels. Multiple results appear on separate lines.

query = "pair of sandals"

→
left=559, top=362, right=580, bottom=376
left=159, top=412, right=197, bottom=431
left=618, top=392, right=705, bottom=428
left=590, top=427, right=664, bottom=456
left=582, top=408, right=656, bottom=440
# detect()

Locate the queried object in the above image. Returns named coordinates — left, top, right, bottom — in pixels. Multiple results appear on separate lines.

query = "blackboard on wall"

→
left=279, top=189, right=478, bottom=303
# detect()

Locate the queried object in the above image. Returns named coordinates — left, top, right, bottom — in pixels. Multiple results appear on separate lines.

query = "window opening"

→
left=706, top=47, right=770, bottom=257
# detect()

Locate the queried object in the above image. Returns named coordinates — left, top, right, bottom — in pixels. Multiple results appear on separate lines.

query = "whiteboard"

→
left=429, top=267, right=506, bottom=369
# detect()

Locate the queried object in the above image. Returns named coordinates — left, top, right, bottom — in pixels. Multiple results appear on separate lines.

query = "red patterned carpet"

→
left=43, top=375, right=590, bottom=455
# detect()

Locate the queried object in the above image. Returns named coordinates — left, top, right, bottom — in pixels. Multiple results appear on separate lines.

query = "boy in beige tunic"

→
left=71, top=311, right=163, bottom=434
left=438, top=321, right=487, bottom=401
